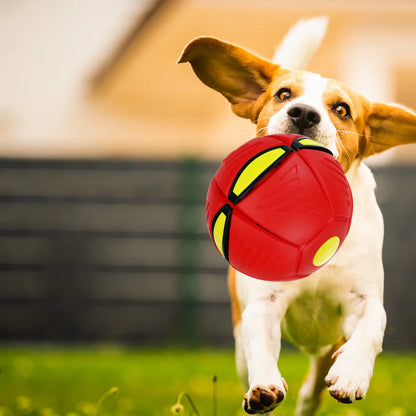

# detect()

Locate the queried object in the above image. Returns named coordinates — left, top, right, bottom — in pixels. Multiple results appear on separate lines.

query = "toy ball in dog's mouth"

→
left=206, top=134, right=353, bottom=281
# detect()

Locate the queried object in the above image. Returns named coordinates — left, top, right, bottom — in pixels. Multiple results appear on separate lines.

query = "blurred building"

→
left=1, top=0, right=416, bottom=162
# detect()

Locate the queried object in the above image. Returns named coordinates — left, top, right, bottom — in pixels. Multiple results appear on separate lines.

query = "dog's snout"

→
left=287, top=104, right=321, bottom=132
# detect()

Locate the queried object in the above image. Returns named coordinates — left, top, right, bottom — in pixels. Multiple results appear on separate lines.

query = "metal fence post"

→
left=177, top=158, right=203, bottom=343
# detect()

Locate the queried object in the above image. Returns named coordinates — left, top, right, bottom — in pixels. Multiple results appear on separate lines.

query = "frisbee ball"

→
left=206, top=134, right=353, bottom=281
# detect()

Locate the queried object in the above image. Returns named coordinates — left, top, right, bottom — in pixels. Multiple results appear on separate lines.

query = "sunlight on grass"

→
left=0, top=347, right=415, bottom=415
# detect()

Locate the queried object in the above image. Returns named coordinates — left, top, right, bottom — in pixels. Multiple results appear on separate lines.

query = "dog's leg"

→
left=325, top=297, right=386, bottom=403
left=234, top=322, right=249, bottom=389
left=229, top=268, right=249, bottom=390
left=240, top=298, right=289, bottom=415
left=294, top=342, right=343, bottom=416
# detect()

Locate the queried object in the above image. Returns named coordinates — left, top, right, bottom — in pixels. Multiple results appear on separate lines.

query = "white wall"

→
left=0, top=0, right=148, bottom=156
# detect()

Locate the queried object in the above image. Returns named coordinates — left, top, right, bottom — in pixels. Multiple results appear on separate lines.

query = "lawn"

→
left=0, top=347, right=415, bottom=416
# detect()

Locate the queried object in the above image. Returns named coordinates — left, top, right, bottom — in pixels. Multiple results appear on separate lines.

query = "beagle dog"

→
left=179, top=18, right=416, bottom=415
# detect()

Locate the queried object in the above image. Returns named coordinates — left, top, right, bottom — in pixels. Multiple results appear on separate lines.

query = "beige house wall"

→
left=2, top=0, right=416, bottom=162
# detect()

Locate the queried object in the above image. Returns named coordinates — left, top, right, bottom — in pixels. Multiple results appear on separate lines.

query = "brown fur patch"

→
left=228, top=266, right=242, bottom=327
left=322, top=81, right=366, bottom=171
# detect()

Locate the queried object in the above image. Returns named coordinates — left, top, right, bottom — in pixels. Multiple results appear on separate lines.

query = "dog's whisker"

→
left=256, top=127, right=269, bottom=135
left=336, top=137, right=353, bottom=165
left=336, top=129, right=371, bottom=138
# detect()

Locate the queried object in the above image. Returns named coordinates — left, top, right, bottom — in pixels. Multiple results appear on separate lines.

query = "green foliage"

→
left=0, top=347, right=415, bottom=415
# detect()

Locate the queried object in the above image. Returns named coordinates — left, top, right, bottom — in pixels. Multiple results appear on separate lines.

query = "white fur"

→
left=235, top=18, right=387, bottom=415
left=272, top=17, right=329, bottom=69
left=267, top=72, right=339, bottom=158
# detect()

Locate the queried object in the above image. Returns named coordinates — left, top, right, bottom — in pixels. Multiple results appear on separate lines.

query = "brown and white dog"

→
left=179, top=18, right=416, bottom=415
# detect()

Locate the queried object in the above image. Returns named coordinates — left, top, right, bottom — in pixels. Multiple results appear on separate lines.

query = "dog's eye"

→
left=275, top=88, right=292, bottom=102
left=334, top=103, right=351, bottom=119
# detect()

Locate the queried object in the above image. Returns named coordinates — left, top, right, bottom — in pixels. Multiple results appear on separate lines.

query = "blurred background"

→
left=0, top=0, right=415, bottom=349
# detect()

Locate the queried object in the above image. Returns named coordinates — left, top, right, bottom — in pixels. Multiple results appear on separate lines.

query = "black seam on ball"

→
left=291, top=137, right=333, bottom=156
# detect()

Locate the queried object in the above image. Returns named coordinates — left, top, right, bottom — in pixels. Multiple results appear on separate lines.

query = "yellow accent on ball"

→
left=313, top=236, right=340, bottom=266
left=298, top=138, right=325, bottom=147
left=213, top=212, right=227, bottom=256
left=232, top=147, right=287, bottom=197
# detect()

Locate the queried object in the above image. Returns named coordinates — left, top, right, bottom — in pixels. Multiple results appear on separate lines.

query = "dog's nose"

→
left=287, top=104, right=321, bottom=132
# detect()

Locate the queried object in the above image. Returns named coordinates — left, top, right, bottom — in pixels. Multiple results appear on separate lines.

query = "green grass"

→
left=0, top=347, right=415, bottom=416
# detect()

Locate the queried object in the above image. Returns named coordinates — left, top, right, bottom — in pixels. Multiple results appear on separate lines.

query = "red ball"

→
left=206, top=134, right=353, bottom=281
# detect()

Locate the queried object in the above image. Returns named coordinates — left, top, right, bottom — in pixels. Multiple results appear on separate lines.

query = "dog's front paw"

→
left=325, top=375, right=365, bottom=403
left=243, top=381, right=287, bottom=414
left=325, top=345, right=372, bottom=403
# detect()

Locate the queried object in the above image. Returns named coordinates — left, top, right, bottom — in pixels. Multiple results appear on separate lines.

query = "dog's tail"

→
left=272, top=17, right=329, bottom=70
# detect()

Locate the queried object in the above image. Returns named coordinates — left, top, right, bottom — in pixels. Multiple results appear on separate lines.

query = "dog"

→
left=179, top=17, right=416, bottom=415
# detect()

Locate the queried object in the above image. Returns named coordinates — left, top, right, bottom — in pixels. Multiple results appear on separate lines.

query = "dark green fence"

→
left=0, top=158, right=414, bottom=348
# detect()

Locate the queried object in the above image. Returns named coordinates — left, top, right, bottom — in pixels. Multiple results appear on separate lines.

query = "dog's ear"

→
left=178, top=37, right=282, bottom=122
left=361, top=102, right=416, bottom=158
